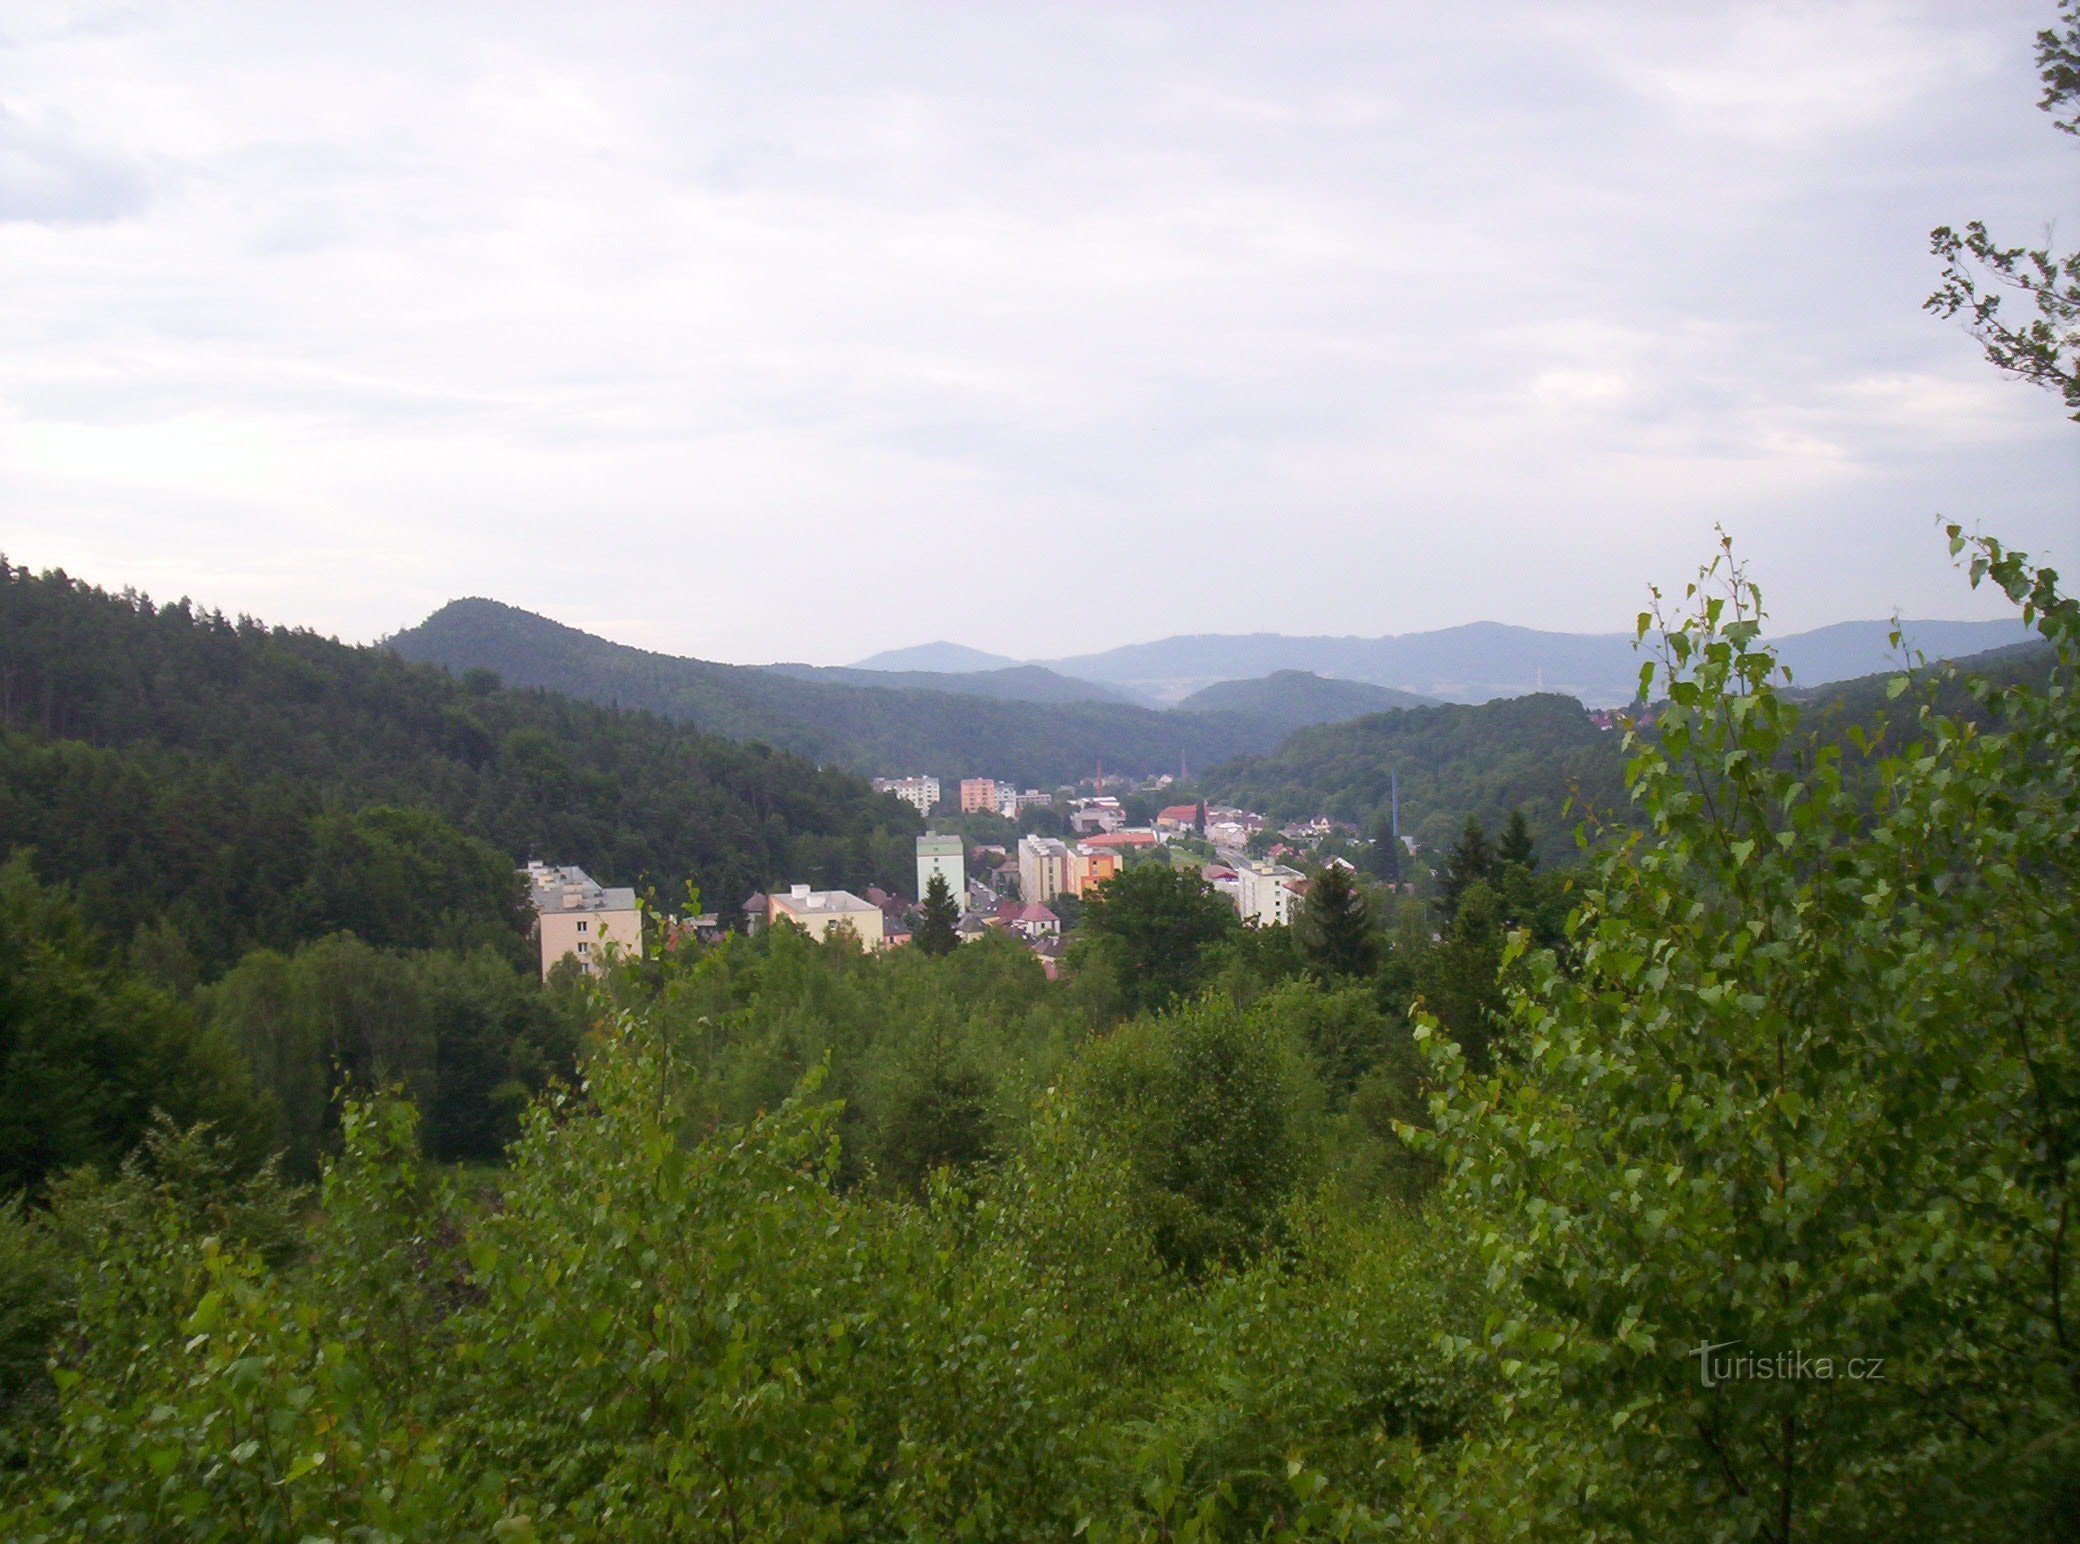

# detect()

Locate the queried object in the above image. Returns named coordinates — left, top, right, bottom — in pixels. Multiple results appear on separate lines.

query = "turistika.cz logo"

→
left=1686, top=1340, right=1886, bottom=1388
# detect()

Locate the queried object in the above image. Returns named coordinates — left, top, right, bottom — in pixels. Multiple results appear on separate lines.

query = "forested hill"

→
left=1175, top=670, right=1437, bottom=737
left=0, top=562, right=920, bottom=974
left=1209, top=692, right=1628, bottom=860
left=388, top=598, right=1285, bottom=783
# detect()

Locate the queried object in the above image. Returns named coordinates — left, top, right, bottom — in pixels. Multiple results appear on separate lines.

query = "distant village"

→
left=524, top=770, right=1399, bottom=982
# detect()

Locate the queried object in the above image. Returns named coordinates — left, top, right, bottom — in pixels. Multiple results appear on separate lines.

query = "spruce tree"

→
left=1367, top=812, right=1403, bottom=883
left=1496, top=807, right=1536, bottom=870
left=1436, top=815, right=1495, bottom=920
left=1296, top=863, right=1377, bottom=979
left=915, top=872, right=960, bottom=956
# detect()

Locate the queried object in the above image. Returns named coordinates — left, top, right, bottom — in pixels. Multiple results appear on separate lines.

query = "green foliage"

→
left=1294, top=864, right=1377, bottom=981
left=0, top=858, right=270, bottom=1192
left=295, top=805, right=526, bottom=962
left=200, top=935, right=585, bottom=1173
left=1419, top=534, right=2080, bottom=1539
left=1059, top=994, right=1317, bottom=1276
left=1074, top=865, right=1241, bottom=1018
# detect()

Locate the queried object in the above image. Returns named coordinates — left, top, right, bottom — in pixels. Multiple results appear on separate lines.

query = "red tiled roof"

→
left=1081, top=830, right=1157, bottom=848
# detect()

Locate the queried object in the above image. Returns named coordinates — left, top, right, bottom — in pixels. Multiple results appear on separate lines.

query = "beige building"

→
left=959, top=777, right=1000, bottom=814
left=524, top=861, right=643, bottom=980
left=1237, top=860, right=1306, bottom=928
left=1018, top=834, right=1072, bottom=905
left=767, top=884, right=888, bottom=949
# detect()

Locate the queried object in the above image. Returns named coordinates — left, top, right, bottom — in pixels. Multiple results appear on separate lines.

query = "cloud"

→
left=0, top=1, right=2071, bottom=663
left=0, top=105, right=149, bottom=223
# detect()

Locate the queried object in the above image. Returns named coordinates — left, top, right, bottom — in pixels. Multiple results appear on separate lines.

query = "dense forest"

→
left=1174, top=670, right=1438, bottom=737
left=1, top=528, right=2071, bottom=1539
left=388, top=598, right=1296, bottom=783
left=1210, top=691, right=1629, bottom=861
left=0, top=561, right=923, bottom=1188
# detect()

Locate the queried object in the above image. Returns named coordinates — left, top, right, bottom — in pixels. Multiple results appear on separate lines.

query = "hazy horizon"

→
left=5, top=1, right=2075, bottom=665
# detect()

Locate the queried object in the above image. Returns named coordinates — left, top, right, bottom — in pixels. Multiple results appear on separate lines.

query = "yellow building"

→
left=1067, top=843, right=1121, bottom=896
left=767, top=884, right=888, bottom=949
left=524, top=861, right=643, bottom=981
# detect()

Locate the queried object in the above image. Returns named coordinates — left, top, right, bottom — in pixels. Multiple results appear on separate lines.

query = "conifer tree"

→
left=1367, top=812, right=1403, bottom=884
left=1436, top=815, right=1495, bottom=920
left=915, top=872, right=960, bottom=957
left=1296, top=863, right=1377, bottom=979
left=1495, top=808, right=1536, bottom=870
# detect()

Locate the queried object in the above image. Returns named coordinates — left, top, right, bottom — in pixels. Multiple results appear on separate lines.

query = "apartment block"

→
left=523, top=860, right=643, bottom=981
left=1236, top=860, right=1307, bottom=929
left=915, top=833, right=966, bottom=903
left=959, top=777, right=999, bottom=814
left=1017, top=834, right=1072, bottom=905
left=766, top=884, right=888, bottom=949
left=872, top=775, right=940, bottom=816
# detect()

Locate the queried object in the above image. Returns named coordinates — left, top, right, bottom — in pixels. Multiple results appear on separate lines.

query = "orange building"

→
left=959, top=777, right=999, bottom=813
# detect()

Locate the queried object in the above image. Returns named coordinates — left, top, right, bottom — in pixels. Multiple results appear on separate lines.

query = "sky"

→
left=2, top=0, right=2075, bottom=666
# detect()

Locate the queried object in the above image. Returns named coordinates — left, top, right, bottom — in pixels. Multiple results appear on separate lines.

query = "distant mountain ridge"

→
left=849, top=641, right=1021, bottom=673
left=387, top=599, right=1286, bottom=784
left=765, top=660, right=1130, bottom=706
left=850, top=617, right=2037, bottom=707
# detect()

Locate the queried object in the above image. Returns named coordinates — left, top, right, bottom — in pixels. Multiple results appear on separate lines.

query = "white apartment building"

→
left=523, top=861, right=643, bottom=981
left=915, top=833, right=966, bottom=903
left=872, top=775, right=940, bottom=816
left=1236, top=860, right=1307, bottom=929
left=1018, top=834, right=1072, bottom=905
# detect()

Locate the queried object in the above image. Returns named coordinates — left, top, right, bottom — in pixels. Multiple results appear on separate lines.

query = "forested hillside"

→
left=0, top=563, right=919, bottom=971
left=1175, top=670, right=1437, bottom=736
left=0, top=562, right=922, bottom=1187
left=765, top=660, right=1134, bottom=706
left=388, top=598, right=1285, bottom=782
left=1211, top=692, right=1628, bottom=859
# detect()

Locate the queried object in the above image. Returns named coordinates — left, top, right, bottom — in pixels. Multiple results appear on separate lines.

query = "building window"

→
left=577, top=919, right=588, bottom=932
left=577, top=941, right=590, bottom=954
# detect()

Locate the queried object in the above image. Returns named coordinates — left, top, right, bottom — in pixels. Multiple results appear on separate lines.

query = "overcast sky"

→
left=3, top=1, right=2075, bottom=665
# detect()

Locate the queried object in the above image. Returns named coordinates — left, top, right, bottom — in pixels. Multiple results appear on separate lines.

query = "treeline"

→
left=388, top=597, right=1289, bottom=784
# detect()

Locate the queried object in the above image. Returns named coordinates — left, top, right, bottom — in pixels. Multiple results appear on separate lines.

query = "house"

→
left=915, top=833, right=966, bottom=902
left=959, top=777, right=999, bottom=814
left=523, top=861, right=643, bottom=980
left=1017, top=834, right=1072, bottom=904
left=1156, top=803, right=1202, bottom=833
left=766, top=884, right=888, bottom=949
left=741, top=892, right=768, bottom=933
left=1236, top=860, right=1307, bottom=928
left=994, top=899, right=1061, bottom=940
